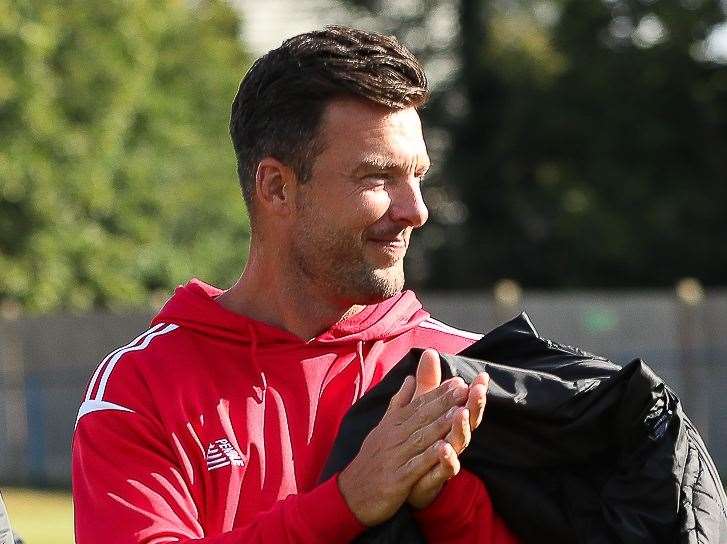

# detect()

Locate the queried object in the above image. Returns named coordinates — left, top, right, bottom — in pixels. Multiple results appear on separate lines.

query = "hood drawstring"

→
left=247, top=322, right=267, bottom=404
left=354, top=339, right=366, bottom=401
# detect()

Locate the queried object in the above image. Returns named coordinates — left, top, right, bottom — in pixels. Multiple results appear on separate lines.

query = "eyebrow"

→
left=354, top=155, right=431, bottom=176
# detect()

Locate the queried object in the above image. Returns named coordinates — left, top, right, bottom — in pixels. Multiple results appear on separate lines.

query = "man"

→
left=72, top=26, right=518, bottom=543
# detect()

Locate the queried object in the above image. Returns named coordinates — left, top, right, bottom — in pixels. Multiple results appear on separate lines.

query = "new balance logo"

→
left=206, top=439, right=245, bottom=471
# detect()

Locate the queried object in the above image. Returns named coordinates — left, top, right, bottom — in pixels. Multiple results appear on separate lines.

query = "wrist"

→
left=308, top=473, right=365, bottom=539
left=412, top=469, right=481, bottom=524
left=337, top=466, right=376, bottom=527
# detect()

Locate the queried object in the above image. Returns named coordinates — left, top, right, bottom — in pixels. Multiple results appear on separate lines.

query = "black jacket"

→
left=321, top=314, right=727, bottom=543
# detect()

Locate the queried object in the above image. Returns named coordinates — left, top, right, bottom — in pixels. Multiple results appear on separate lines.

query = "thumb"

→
left=414, top=349, right=441, bottom=399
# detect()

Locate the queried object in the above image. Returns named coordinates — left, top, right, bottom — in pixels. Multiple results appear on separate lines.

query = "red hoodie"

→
left=72, top=279, right=518, bottom=543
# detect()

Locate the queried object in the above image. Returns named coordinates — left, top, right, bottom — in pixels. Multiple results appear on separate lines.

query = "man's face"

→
left=290, top=98, right=430, bottom=305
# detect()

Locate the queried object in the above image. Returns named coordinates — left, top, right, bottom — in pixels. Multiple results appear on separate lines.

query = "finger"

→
left=444, top=407, right=471, bottom=454
left=403, top=405, right=460, bottom=458
left=466, top=373, right=489, bottom=430
left=387, top=375, right=416, bottom=412
left=471, top=371, right=489, bottom=388
left=438, top=441, right=461, bottom=478
left=406, top=442, right=460, bottom=509
left=414, top=349, right=441, bottom=399
left=398, top=439, right=447, bottom=487
left=427, top=442, right=461, bottom=484
left=399, top=376, right=468, bottom=424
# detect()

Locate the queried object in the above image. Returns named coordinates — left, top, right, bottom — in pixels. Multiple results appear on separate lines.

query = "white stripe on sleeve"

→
left=85, top=323, right=167, bottom=402
left=94, top=323, right=179, bottom=401
left=76, top=399, right=135, bottom=426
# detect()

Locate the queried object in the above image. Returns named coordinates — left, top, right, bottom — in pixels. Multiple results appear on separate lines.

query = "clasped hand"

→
left=338, top=349, right=489, bottom=526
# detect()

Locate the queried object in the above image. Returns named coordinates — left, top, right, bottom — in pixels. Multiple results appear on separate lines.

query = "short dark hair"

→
left=229, top=26, right=429, bottom=211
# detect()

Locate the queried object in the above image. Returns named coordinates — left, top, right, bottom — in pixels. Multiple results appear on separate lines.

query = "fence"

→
left=0, top=288, right=725, bottom=486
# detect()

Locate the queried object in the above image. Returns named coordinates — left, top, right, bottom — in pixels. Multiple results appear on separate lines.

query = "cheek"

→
left=355, top=191, right=391, bottom=225
left=312, top=187, right=391, bottom=233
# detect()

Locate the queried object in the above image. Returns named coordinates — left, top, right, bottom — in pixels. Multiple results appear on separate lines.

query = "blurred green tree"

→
left=346, top=0, right=727, bottom=289
left=0, top=0, right=251, bottom=313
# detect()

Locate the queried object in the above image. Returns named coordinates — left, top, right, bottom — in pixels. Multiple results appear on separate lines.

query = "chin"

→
left=356, top=268, right=404, bottom=302
left=332, top=259, right=405, bottom=304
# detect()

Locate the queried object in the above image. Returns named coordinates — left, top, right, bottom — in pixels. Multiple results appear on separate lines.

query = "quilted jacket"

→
left=322, top=314, right=727, bottom=543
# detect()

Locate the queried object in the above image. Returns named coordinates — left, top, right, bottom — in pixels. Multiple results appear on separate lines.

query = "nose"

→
left=388, top=177, right=429, bottom=229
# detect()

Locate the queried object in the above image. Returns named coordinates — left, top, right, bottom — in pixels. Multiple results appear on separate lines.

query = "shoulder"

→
left=76, top=322, right=182, bottom=425
left=413, top=316, right=483, bottom=354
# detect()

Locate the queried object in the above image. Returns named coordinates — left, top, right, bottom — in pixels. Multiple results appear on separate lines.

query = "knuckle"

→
left=424, top=471, right=438, bottom=489
left=446, top=387, right=463, bottom=404
left=440, top=414, right=455, bottom=433
left=399, top=459, right=416, bottom=479
left=403, top=400, right=422, bottom=421
left=451, top=376, right=466, bottom=388
left=414, top=409, right=432, bottom=429
left=410, top=428, right=425, bottom=448
left=439, top=393, right=454, bottom=410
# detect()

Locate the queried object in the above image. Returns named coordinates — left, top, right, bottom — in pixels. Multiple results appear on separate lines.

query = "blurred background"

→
left=1, top=0, right=726, bottom=541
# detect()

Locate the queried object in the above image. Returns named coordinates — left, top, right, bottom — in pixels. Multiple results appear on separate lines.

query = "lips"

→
left=367, top=235, right=408, bottom=263
left=368, top=237, right=406, bottom=247
left=367, top=227, right=408, bottom=246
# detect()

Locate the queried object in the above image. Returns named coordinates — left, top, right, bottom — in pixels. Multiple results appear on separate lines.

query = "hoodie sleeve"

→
left=73, top=406, right=365, bottom=544
left=412, top=469, right=520, bottom=543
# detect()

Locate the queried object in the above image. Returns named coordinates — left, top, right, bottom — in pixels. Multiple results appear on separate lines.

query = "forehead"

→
left=317, top=98, right=428, bottom=168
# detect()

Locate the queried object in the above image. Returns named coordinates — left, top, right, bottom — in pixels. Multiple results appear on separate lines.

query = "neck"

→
left=216, top=242, right=365, bottom=340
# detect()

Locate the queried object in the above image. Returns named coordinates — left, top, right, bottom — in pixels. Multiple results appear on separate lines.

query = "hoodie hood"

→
left=152, top=279, right=430, bottom=347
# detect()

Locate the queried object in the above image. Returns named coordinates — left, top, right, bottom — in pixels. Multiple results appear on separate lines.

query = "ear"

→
left=254, top=157, right=297, bottom=218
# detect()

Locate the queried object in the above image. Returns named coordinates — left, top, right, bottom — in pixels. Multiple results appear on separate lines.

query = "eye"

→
left=363, top=174, right=390, bottom=187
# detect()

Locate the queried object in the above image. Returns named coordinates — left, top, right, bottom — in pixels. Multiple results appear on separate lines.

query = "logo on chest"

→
left=206, top=438, right=246, bottom=471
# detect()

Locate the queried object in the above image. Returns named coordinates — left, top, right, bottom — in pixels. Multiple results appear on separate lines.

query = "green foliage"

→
left=0, top=0, right=250, bottom=313
left=441, top=0, right=727, bottom=288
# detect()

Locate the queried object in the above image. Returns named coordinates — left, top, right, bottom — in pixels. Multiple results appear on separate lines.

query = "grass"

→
left=2, top=488, right=74, bottom=544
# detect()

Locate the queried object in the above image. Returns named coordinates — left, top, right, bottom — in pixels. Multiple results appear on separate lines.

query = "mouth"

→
left=367, top=236, right=408, bottom=261
left=368, top=237, right=406, bottom=248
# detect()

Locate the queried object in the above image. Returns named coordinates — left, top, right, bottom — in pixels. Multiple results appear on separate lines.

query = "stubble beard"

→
left=290, top=222, right=405, bottom=306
